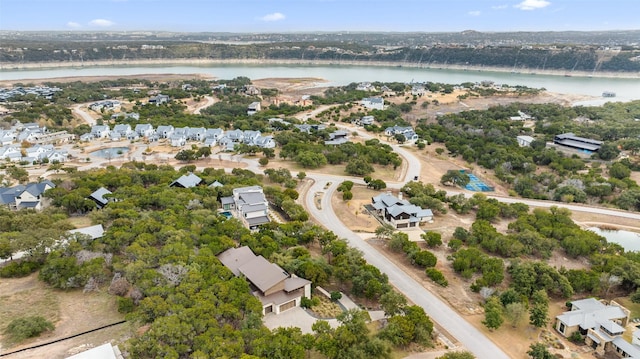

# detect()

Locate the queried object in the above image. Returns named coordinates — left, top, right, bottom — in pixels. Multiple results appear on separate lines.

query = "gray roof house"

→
left=156, top=125, right=174, bottom=139
left=325, top=130, right=350, bottom=145
left=91, top=125, right=110, bottom=139
left=0, top=180, right=55, bottom=211
left=225, top=129, right=245, bottom=143
left=69, top=224, right=105, bottom=240
left=149, top=94, right=170, bottom=105
left=187, top=127, right=206, bottom=142
left=220, top=186, right=270, bottom=229
left=372, top=193, right=433, bottom=229
left=88, top=187, right=113, bottom=209
left=243, top=130, right=261, bottom=144
left=134, top=124, right=155, bottom=138
left=111, top=124, right=132, bottom=141
left=254, top=135, right=276, bottom=149
left=361, top=97, right=384, bottom=110
left=556, top=298, right=636, bottom=358
left=553, top=133, right=603, bottom=153
left=205, top=128, right=224, bottom=140
left=218, top=246, right=311, bottom=315
left=169, top=173, right=203, bottom=188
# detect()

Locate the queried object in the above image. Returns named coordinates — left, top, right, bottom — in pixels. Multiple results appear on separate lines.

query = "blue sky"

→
left=0, top=0, right=637, bottom=32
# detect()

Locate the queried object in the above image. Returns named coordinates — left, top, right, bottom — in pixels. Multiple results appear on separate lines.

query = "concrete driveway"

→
left=263, top=307, right=340, bottom=334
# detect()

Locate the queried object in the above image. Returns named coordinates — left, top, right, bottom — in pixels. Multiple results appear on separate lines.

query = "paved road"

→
left=304, top=176, right=510, bottom=359
left=72, top=104, right=97, bottom=126
left=193, top=95, right=216, bottom=114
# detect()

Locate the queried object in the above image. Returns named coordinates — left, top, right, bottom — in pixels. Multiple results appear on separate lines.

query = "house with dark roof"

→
left=169, top=173, right=203, bottom=188
left=220, top=186, right=270, bottom=229
left=0, top=180, right=55, bottom=211
left=553, top=133, right=603, bottom=153
left=372, top=193, right=433, bottom=229
left=325, top=130, right=350, bottom=145
left=555, top=298, right=639, bottom=358
left=218, top=246, right=311, bottom=315
left=87, top=187, right=113, bottom=209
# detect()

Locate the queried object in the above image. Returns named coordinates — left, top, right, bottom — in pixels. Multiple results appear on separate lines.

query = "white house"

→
left=372, top=193, right=434, bottom=229
left=361, top=97, right=384, bottom=110
left=254, top=135, right=276, bottom=149
left=134, top=124, right=155, bottom=138
left=220, top=186, right=270, bottom=230
left=91, top=125, right=110, bottom=139
left=517, top=135, right=535, bottom=147
left=156, top=125, right=174, bottom=139
left=247, top=102, right=261, bottom=115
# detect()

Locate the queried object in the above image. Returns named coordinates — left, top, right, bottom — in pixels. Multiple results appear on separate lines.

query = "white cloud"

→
left=468, top=10, right=481, bottom=16
left=491, top=4, right=508, bottom=10
left=67, top=21, right=82, bottom=28
left=260, top=12, right=285, bottom=22
left=515, top=0, right=551, bottom=10
left=89, top=19, right=115, bottom=27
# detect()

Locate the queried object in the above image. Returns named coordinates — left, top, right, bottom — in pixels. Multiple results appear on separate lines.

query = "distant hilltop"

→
left=1, top=30, right=639, bottom=73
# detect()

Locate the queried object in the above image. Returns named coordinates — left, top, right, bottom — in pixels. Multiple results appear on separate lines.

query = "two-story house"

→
left=372, top=193, right=434, bottom=229
left=218, top=246, right=311, bottom=315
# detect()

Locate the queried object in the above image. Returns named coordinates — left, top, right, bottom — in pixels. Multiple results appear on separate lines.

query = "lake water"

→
left=91, top=147, right=129, bottom=158
left=1, top=64, right=639, bottom=103
left=588, top=227, right=640, bottom=252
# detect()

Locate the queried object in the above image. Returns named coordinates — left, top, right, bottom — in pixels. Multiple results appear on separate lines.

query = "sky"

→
left=0, top=0, right=637, bottom=33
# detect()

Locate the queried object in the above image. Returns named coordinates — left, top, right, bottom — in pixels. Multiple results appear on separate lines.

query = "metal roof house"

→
left=169, top=173, right=203, bottom=188
left=87, top=187, right=113, bottom=209
left=555, top=298, right=637, bottom=358
left=371, top=193, right=433, bottom=229
left=361, top=97, right=384, bottom=110
left=220, top=186, right=270, bottom=230
left=218, top=246, right=311, bottom=315
left=553, top=133, right=603, bottom=152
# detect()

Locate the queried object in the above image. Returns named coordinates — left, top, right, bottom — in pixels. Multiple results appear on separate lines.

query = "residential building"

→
left=110, top=124, right=132, bottom=141
left=360, top=116, right=375, bottom=126
left=134, top=124, right=155, bottom=138
left=555, top=298, right=638, bottom=358
left=66, top=342, right=123, bottom=359
left=218, top=246, right=311, bottom=315
left=220, top=186, right=270, bottom=230
left=254, top=135, right=276, bottom=149
left=156, top=125, right=174, bottom=139
left=247, top=101, right=261, bottom=115
left=0, top=180, right=55, bottom=211
left=553, top=133, right=603, bottom=152
left=509, top=111, right=534, bottom=121
left=385, top=125, right=420, bottom=142
left=361, top=97, right=384, bottom=110
left=517, top=135, right=535, bottom=147
left=356, top=82, right=376, bottom=91
left=371, top=193, right=433, bottom=229
left=243, top=130, right=261, bottom=144
left=69, top=224, right=105, bottom=241
left=149, top=94, right=170, bottom=105
left=169, top=173, right=203, bottom=188
left=325, top=130, right=350, bottom=145
left=91, top=125, right=111, bottom=139
left=87, top=187, right=113, bottom=209
left=411, top=85, right=426, bottom=96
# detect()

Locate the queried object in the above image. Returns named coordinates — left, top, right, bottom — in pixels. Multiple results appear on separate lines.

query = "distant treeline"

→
left=1, top=40, right=639, bottom=72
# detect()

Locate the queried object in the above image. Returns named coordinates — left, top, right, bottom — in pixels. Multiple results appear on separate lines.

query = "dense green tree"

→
left=482, top=296, right=504, bottom=331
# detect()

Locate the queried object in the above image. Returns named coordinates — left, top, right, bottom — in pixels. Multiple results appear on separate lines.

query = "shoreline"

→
left=1, top=58, right=639, bottom=80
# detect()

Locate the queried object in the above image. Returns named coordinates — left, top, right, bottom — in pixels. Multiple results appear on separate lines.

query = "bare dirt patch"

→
left=0, top=274, right=130, bottom=359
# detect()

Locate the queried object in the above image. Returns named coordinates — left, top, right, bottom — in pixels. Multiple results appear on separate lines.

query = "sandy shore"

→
left=1, top=58, right=639, bottom=80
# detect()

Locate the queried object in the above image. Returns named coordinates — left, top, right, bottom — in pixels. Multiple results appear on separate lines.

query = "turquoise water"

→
left=92, top=147, right=129, bottom=158
left=2, top=64, right=639, bottom=101
left=588, top=227, right=640, bottom=252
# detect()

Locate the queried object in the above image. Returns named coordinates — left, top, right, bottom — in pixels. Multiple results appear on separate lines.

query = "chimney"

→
left=398, top=192, right=403, bottom=200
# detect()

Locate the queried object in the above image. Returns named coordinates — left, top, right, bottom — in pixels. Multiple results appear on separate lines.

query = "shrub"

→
left=0, top=260, right=42, bottom=278
left=4, top=316, right=54, bottom=342
left=330, top=291, right=343, bottom=301
left=426, top=268, right=448, bottom=287
left=342, top=191, right=353, bottom=201
left=258, top=157, right=269, bottom=166
left=301, top=296, right=319, bottom=308
left=117, top=297, right=135, bottom=313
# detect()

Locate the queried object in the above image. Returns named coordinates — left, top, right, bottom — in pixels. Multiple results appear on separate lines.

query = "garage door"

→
left=397, top=223, right=408, bottom=229
left=279, top=300, right=296, bottom=312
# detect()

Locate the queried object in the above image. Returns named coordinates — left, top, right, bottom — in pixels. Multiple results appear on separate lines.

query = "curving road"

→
left=304, top=176, right=510, bottom=359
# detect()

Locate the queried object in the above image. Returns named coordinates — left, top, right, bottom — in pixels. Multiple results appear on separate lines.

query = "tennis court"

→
left=463, top=172, right=494, bottom=192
